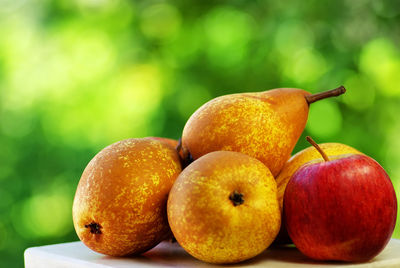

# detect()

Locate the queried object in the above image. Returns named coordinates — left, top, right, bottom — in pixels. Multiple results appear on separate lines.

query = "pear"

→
left=149, top=137, right=184, bottom=161
left=149, top=137, right=178, bottom=149
left=72, top=138, right=182, bottom=256
left=274, top=140, right=362, bottom=244
left=167, top=151, right=281, bottom=264
left=181, top=87, right=346, bottom=176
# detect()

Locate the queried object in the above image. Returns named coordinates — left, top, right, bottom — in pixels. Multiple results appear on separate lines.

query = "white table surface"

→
left=24, top=239, right=400, bottom=268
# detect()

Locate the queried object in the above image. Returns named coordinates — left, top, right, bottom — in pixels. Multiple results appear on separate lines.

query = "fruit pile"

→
left=72, top=86, right=397, bottom=264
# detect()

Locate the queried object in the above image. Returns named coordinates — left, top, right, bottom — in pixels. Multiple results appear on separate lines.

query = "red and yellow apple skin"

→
left=276, top=143, right=362, bottom=212
left=284, top=154, right=397, bottom=262
left=274, top=143, right=361, bottom=245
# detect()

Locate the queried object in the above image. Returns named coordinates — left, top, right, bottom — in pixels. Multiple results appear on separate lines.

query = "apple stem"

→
left=306, top=136, right=330, bottom=162
left=305, top=86, right=346, bottom=104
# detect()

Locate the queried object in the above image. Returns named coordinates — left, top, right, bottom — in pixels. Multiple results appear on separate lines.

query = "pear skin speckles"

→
left=182, top=88, right=311, bottom=176
left=167, top=151, right=281, bottom=264
left=72, top=137, right=182, bottom=256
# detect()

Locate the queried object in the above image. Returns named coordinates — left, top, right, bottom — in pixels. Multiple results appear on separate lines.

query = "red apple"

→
left=284, top=137, right=397, bottom=262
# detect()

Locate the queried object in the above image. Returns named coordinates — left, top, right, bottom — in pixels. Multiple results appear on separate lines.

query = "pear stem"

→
left=305, top=86, right=346, bottom=104
left=176, top=138, right=182, bottom=154
left=176, top=138, right=194, bottom=168
left=306, top=136, right=330, bottom=162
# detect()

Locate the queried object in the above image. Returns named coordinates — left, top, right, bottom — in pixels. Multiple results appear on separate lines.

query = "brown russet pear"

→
left=181, top=86, right=346, bottom=176
left=274, top=140, right=362, bottom=245
left=73, top=137, right=182, bottom=256
left=167, top=151, right=281, bottom=264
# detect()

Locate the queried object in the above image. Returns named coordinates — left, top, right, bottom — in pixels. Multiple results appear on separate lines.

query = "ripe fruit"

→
left=167, top=151, right=281, bottom=264
left=181, top=87, right=345, bottom=176
left=149, top=137, right=185, bottom=162
left=274, top=143, right=361, bottom=245
left=73, top=138, right=182, bottom=256
left=284, top=137, right=397, bottom=262
left=276, top=143, right=361, bottom=211
left=149, top=137, right=178, bottom=150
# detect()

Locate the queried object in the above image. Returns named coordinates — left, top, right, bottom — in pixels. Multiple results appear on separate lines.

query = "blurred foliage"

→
left=1, top=0, right=400, bottom=266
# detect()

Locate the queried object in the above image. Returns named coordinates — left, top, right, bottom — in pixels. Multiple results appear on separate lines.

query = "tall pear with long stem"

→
left=181, top=86, right=346, bottom=176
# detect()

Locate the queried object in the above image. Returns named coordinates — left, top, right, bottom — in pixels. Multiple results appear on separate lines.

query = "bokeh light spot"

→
left=372, top=0, right=400, bottom=19
left=167, top=23, right=202, bottom=67
left=385, top=118, right=400, bottom=238
left=384, top=119, right=400, bottom=177
left=42, top=63, right=165, bottom=147
left=306, top=100, right=343, bottom=138
left=1, top=22, right=116, bottom=111
left=177, top=86, right=212, bottom=119
left=75, top=0, right=116, bottom=10
left=284, top=48, right=328, bottom=84
left=0, top=0, right=28, bottom=13
left=0, top=108, right=33, bottom=138
left=274, top=21, right=315, bottom=58
left=203, top=6, right=255, bottom=67
left=106, top=63, right=164, bottom=138
left=204, top=7, right=254, bottom=48
left=140, top=3, right=181, bottom=41
left=342, top=73, right=375, bottom=110
left=12, top=191, right=72, bottom=239
left=53, top=27, right=116, bottom=86
left=359, top=38, right=400, bottom=97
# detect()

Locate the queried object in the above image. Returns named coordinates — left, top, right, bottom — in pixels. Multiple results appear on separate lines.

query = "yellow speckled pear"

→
left=181, top=87, right=346, bottom=176
left=72, top=138, right=182, bottom=256
left=167, top=151, right=281, bottom=264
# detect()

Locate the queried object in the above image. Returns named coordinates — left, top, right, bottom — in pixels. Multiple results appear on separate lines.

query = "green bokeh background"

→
left=1, top=0, right=400, bottom=266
